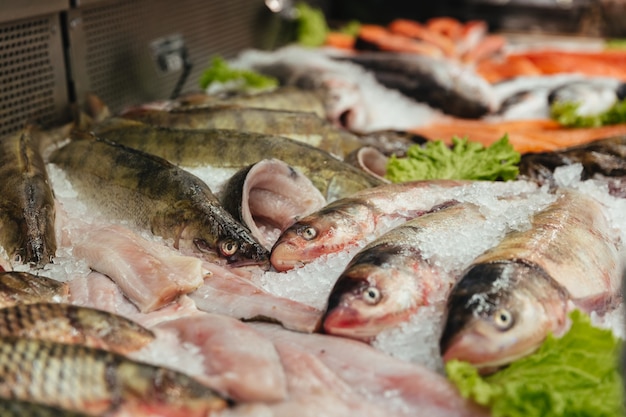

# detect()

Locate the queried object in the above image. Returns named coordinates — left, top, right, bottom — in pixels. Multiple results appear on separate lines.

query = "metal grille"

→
left=0, top=15, right=68, bottom=138
left=69, top=0, right=273, bottom=113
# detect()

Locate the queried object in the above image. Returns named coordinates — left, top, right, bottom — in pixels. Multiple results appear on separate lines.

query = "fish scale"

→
left=0, top=398, right=92, bottom=417
left=92, top=118, right=383, bottom=202
left=50, top=131, right=269, bottom=267
left=0, top=337, right=227, bottom=416
left=0, top=272, right=68, bottom=309
left=0, top=303, right=154, bottom=355
left=0, top=129, right=56, bottom=268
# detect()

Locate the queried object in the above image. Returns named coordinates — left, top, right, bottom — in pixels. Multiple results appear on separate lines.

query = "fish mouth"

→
left=443, top=331, right=543, bottom=373
left=322, top=307, right=376, bottom=341
left=270, top=237, right=314, bottom=271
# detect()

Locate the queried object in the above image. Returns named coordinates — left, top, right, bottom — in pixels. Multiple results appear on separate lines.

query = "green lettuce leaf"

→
left=385, top=135, right=520, bottom=183
left=446, top=310, right=624, bottom=417
left=295, top=2, right=329, bottom=47
left=199, top=56, right=278, bottom=92
left=551, top=98, right=626, bottom=128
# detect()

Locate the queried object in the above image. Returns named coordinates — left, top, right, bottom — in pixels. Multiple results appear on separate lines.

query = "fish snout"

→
left=270, top=234, right=306, bottom=271
left=322, top=306, right=366, bottom=337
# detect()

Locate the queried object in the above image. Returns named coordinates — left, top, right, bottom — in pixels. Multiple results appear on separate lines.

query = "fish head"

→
left=270, top=199, right=373, bottom=271
left=178, top=217, right=270, bottom=268
left=440, top=261, right=569, bottom=373
left=323, top=249, right=422, bottom=341
left=192, top=235, right=270, bottom=269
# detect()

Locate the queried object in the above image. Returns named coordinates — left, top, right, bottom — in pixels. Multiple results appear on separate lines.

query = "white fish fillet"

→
left=252, top=323, right=490, bottom=417
left=158, top=313, right=288, bottom=403
left=73, top=225, right=204, bottom=312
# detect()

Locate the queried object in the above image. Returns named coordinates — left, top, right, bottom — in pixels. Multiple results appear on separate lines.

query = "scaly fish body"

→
left=121, top=106, right=365, bottom=159
left=0, top=398, right=91, bottom=417
left=324, top=203, right=485, bottom=341
left=337, top=52, right=497, bottom=118
left=92, top=119, right=383, bottom=201
left=0, top=336, right=227, bottom=416
left=50, top=132, right=269, bottom=266
left=0, top=271, right=68, bottom=309
left=270, top=180, right=467, bottom=271
left=519, top=135, right=626, bottom=186
left=440, top=189, right=623, bottom=371
left=0, top=303, right=154, bottom=355
left=159, top=86, right=328, bottom=117
left=0, top=129, right=56, bottom=267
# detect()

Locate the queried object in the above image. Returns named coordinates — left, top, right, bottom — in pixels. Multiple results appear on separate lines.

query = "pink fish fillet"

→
left=190, top=262, right=323, bottom=333
left=252, top=323, right=490, bottom=417
left=69, top=272, right=140, bottom=317
left=73, top=225, right=204, bottom=312
left=158, top=313, right=288, bottom=403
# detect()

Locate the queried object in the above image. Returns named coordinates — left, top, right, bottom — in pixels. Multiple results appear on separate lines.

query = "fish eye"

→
left=298, top=226, right=317, bottom=241
left=219, top=239, right=239, bottom=257
left=492, top=308, right=514, bottom=331
left=361, top=286, right=381, bottom=305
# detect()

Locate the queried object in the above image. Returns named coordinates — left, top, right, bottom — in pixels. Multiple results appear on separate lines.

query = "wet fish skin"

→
left=0, top=336, right=227, bottom=416
left=440, top=190, right=623, bottom=371
left=166, top=86, right=328, bottom=118
left=440, top=261, right=570, bottom=371
left=0, top=398, right=92, bottom=417
left=50, top=131, right=269, bottom=267
left=0, top=302, right=154, bottom=355
left=270, top=180, right=467, bottom=271
left=0, top=271, right=68, bottom=309
left=336, top=52, right=497, bottom=118
left=120, top=105, right=366, bottom=159
left=519, top=135, right=626, bottom=186
left=92, top=119, right=384, bottom=201
left=0, top=128, right=56, bottom=267
left=324, top=202, right=484, bottom=341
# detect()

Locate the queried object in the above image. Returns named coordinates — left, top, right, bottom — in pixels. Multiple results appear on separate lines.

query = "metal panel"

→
left=0, top=0, right=68, bottom=24
left=0, top=13, right=69, bottom=137
left=67, top=0, right=277, bottom=113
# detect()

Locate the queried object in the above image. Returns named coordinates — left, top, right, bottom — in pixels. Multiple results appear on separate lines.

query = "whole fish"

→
left=0, top=398, right=91, bottom=417
left=50, top=131, right=269, bottom=267
left=0, top=128, right=56, bottom=267
left=120, top=106, right=365, bottom=159
left=0, top=302, right=154, bottom=355
left=220, top=159, right=326, bottom=250
left=0, top=271, right=68, bottom=309
left=0, top=336, right=227, bottom=416
left=324, top=202, right=486, bottom=341
left=92, top=119, right=384, bottom=201
left=440, top=189, right=623, bottom=371
left=270, top=180, right=468, bottom=271
left=336, top=52, right=497, bottom=118
left=145, top=86, right=328, bottom=118
left=519, top=135, right=626, bottom=187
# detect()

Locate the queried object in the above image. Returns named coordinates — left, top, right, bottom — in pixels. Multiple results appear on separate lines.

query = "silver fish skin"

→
left=440, top=189, right=624, bottom=371
left=0, top=128, right=56, bottom=267
left=0, top=336, right=227, bottom=416
left=324, top=202, right=485, bottom=341
left=338, top=52, right=498, bottom=119
left=49, top=131, right=269, bottom=267
left=270, top=180, right=468, bottom=271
